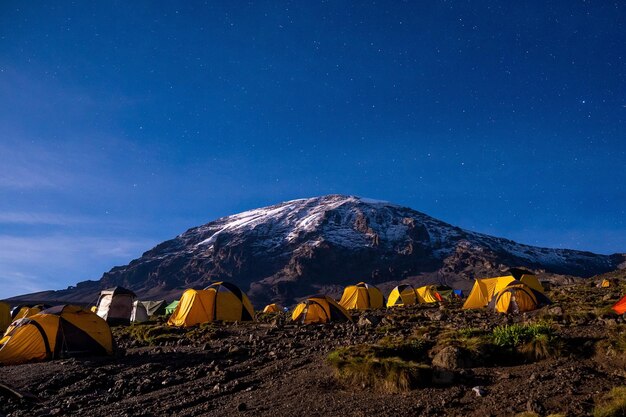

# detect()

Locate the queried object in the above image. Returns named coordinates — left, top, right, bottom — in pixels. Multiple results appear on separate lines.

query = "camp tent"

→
left=292, top=296, right=352, bottom=324
left=0, top=305, right=113, bottom=365
left=339, top=282, right=384, bottom=310
left=262, top=303, right=282, bottom=313
left=416, top=285, right=453, bottom=303
left=167, top=282, right=254, bottom=327
left=95, top=287, right=137, bottom=326
left=386, top=284, right=417, bottom=307
left=488, top=280, right=551, bottom=314
left=140, top=300, right=167, bottom=316
left=508, top=268, right=545, bottom=293
left=452, top=289, right=463, bottom=298
left=165, top=300, right=179, bottom=315
left=599, top=279, right=611, bottom=288
left=0, top=302, right=10, bottom=333
left=463, top=269, right=544, bottom=310
left=613, top=295, right=626, bottom=315
left=131, top=300, right=149, bottom=323
left=463, top=276, right=515, bottom=309
left=11, top=305, right=49, bottom=322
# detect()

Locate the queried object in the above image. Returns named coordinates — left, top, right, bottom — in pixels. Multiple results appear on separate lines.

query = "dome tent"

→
left=488, top=280, right=551, bottom=314
left=338, top=282, right=384, bottom=310
left=262, top=303, right=282, bottom=313
left=165, top=300, right=179, bottom=315
left=416, top=285, right=458, bottom=303
left=0, top=305, right=113, bottom=365
left=11, top=304, right=51, bottom=322
left=292, top=296, right=352, bottom=324
left=131, top=300, right=149, bottom=323
left=463, top=269, right=544, bottom=310
left=140, top=300, right=167, bottom=316
left=167, top=282, right=254, bottom=327
left=612, top=294, right=626, bottom=315
left=386, top=284, right=418, bottom=307
left=95, top=287, right=137, bottom=326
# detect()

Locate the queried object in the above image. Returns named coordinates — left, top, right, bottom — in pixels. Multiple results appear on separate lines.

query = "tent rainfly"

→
left=339, top=282, right=384, bottom=310
left=292, top=296, right=352, bottom=324
left=168, top=282, right=255, bottom=327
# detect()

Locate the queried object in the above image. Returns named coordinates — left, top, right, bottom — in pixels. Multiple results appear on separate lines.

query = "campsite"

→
left=2, top=270, right=626, bottom=416
left=2, top=2, right=626, bottom=416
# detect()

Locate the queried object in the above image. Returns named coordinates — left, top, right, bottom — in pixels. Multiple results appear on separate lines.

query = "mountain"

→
left=9, top=195, right=625, bottom=306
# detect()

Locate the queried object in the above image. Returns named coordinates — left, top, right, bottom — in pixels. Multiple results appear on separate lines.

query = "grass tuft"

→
left=492, top=322, right=561, bottom=360
left=593, top=386, right=626, bottom=417
left=327, top=338, right=431, bottom=392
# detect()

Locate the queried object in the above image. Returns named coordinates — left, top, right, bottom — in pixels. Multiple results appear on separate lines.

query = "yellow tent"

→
left=416, top=285, right=445, bottom=303
left=0, top=305, right=113, bottom=365
left=463, top=269, right=545, bottom=310
left=339, top=282, right=384, bottom=310
left=11, top=305, right=45, bottom=322
left=490, top=281, right=551, bottom=314
left=262, top=303, right=282, bottom=313
left=0, top=302, right=10, bottom=333
left=386, top=284, right=417, bottom=307
left=167, top=282, right=254, bottom=327
left=505, top=269, right=544, bottom=293
left=462, top=276, right=516, bottom=309
left=292, top=296, right=352, bottom=324
left=600, top=279, right=611, bottom=288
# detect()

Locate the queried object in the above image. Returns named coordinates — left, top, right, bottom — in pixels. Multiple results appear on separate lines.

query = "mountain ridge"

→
left=8, top=195, right=625, bottom=306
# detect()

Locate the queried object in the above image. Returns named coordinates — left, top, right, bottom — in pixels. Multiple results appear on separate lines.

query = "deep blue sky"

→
left=1, top=1, right=625, bottom=299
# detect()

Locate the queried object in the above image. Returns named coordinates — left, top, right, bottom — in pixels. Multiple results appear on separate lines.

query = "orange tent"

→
left=612, top=295, right=626, bottom=315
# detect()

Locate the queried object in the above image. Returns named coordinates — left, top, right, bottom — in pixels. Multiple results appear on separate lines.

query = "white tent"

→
left=95, top=287, right=136, bottom=325
left=131, top=300, right=149, bottom=323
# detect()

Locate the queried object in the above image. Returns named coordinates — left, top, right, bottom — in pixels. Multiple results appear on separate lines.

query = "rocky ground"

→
left=2, top=276, right=626, bottom=417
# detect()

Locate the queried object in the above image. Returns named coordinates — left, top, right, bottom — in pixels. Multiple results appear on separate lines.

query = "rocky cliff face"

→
left=12, top=195, right=625, bottom=306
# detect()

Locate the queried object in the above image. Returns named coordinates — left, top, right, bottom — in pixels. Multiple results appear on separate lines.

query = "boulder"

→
left=432, top=346, right=472, bottom=369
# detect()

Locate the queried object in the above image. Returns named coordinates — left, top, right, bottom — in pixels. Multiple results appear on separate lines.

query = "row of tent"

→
left=165, top=269, right=551, bottom=326
left=1, top=271, right=623, bottom=366
left=0, top=269, right=552, bottom=336
left=167, top=282, right=465, bottom=326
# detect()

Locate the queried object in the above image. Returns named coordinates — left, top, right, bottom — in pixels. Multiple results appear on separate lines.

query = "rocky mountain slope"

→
left=11, top=195, right=625, bottom=306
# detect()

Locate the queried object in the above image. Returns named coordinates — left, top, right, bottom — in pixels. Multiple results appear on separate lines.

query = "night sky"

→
left=1, top=1, right=625, bottom=298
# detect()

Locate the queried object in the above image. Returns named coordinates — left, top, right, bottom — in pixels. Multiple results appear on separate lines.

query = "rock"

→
left=357, top=315, right=381, bottom=327
left=549, top=305, right=563, bottom=314
left=604, top=318, right=617, bottom=327
left=432, top=346, right=471, bottom=369
left=526, top=398, right=544, bottom=414
left=424, top=309, right=446, bottom=321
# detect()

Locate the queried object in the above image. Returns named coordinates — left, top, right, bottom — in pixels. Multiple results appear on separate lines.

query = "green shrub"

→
left=492, top=323, right=553, bottom=348
left=594, top=386, right=626, bottom=417
left=492, top=323, right=561, bottom=360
